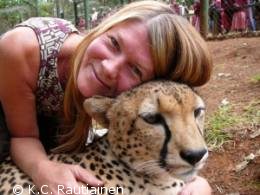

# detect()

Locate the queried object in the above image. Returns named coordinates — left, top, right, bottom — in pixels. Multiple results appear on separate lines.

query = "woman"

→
left=231, top=0, right=248, bottom=31
left=0, top=1, right=212, bottom=195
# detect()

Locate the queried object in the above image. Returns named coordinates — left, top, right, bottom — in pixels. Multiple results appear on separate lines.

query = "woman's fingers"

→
left=178, top=176, right=212, bottom=195
left=72, top=165, right=104, bottom=187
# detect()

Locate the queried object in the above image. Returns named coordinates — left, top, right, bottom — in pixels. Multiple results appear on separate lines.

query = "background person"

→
left=76, top=16, right=86, bottom=33
left=192, top=0, right=201, bottom=31
left=170, top=0, right=180, bottom=14
left=221, top=0, right=235, bottom=33
left=246, top=0, right=256, bottom=31
left=231, top=0, right=248, bottom=31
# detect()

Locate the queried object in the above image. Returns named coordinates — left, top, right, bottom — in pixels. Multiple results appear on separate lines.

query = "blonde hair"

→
left=54, top=0, right=212, bottom=153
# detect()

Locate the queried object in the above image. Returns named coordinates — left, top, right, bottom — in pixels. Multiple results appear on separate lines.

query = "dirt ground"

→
left=197, top=37, right=260, bottom=195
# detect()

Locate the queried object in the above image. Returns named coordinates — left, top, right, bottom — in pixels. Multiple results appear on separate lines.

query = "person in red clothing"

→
left=170, top=0, right=180, bottom=14
left=231, top=0, right=248, bottom=31
left=192, top=0, right=201, bottom=31
left=222, top=0, right=235, bottom=33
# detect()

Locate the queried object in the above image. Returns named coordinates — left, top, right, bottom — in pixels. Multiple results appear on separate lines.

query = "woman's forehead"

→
left=105, top=20, right=155, bottom=80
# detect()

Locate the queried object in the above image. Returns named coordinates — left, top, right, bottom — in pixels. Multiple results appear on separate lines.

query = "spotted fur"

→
left=0, top=81, right=208, bottom=195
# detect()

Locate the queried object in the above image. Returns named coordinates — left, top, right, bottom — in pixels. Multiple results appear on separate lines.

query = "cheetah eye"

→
left=140, top=113, right=163, bottom=124
left=194, top=107, right=205, bottom=118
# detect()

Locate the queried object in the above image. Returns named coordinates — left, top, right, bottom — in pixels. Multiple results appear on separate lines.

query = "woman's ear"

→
left=83, top=96, right=115, bottom=128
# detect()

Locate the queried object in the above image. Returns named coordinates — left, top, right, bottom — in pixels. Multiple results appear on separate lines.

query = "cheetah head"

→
left=83, top=81, right=208, bottom=182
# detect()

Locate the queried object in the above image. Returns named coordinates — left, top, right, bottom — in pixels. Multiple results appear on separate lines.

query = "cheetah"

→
left=0, top=80, right=208, bottom=195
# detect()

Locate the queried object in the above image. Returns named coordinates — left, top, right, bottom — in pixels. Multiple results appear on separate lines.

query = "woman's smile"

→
left=77, top=20, right=154, bottom=98
left=91, top=63, right=111, bottom=90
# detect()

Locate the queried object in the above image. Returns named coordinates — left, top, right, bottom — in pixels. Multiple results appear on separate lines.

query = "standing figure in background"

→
left=247, top=0, right=256, bottom=31
left=231, top=0, right=248, bottom=31
left=210, top=0, right=223, bottom=35
left=170, top=0, right=180, bottom=15
left=192, top=0, right=201, bottom=31
left=91, top=8, right=99, bottom=28
left=76, top=16, right=86, bottom=33
left=222, top=0, right=235, bottom=33
left=179, top=4, right=189, bottom=18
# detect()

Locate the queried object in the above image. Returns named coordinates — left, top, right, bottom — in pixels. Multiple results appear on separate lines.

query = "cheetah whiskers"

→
left=134, top=160, right=166, bottom=176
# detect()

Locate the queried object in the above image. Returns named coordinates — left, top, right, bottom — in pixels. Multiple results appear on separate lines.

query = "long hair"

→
left=54, top=0, right=212, bottom=153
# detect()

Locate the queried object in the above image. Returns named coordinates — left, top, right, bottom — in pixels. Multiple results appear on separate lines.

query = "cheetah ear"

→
left=83, top=96, right=115, bottom=128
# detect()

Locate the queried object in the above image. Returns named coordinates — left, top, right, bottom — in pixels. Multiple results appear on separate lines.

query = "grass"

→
left=205, top=100, right=260, bottom=150
left=205, top=105, right=236, bottom=150
left=250, top=74, right=260, bottom=83
left=242, top=100, right=260, bottom=124
left=246, top=180, right=260, bottom=191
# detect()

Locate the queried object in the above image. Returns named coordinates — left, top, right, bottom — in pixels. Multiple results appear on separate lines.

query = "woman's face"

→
left=77, top=20, right=154, bottom=98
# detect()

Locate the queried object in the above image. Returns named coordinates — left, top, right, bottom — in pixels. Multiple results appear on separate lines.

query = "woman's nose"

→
left=101, top=55, right=126, bottom=80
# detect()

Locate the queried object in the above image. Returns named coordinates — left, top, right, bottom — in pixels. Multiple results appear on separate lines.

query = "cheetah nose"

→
left=180, top=149, right=208, bottom=166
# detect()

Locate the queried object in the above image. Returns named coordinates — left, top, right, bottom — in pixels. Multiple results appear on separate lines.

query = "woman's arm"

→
left=0, top=28, right=102, bottom=195
left=11, top=137, right=49, bottom=178
left=11, top=137, right=103, bottom=195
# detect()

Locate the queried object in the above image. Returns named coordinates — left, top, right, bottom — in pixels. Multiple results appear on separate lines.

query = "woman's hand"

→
left=178, top=176, right=212, bottom=195
left=32, top=160, right=103, bottom=195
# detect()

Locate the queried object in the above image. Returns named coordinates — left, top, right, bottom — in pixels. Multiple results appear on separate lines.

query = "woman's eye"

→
left=131, top=66, right=143, bottom=81
left=108, top=36, right=120, bottom=51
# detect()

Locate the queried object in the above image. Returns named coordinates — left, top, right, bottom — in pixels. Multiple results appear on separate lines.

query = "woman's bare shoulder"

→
left=0, top=27, right=40, bottom=89
left=0, top=27, right=39, bottom=62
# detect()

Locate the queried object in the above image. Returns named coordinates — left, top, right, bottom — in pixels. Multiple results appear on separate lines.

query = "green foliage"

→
left=0, top=0, right=18, bottom=9
left=39, top=1, right=54, bottom=17
left=251, top=74, right=260, bottom=83
left=177, top=0, right=194, bottom=7
left=0, top=0, right=38, bottom=34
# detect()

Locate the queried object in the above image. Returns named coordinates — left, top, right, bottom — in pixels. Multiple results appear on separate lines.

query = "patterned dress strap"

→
left=16, top=17, right=79, bottom=116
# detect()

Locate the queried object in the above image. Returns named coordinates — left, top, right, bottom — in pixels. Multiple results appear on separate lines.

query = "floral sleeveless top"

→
left=16, top=17, right=79, bottom=117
